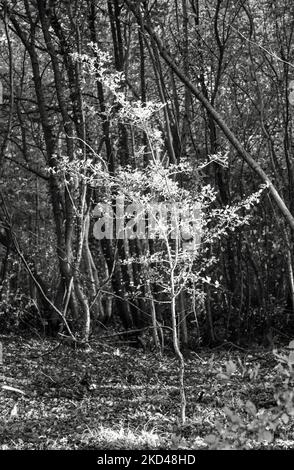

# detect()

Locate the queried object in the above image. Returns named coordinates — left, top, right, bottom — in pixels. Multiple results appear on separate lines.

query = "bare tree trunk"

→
left=171, top=284, right=186, bottom=425
left=180, top=291, right=188, bottom=346
left=146, top=278, right=161, bottom=352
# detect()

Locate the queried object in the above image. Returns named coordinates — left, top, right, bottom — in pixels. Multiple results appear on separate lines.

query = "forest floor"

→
left=0, top=334, right=294, bottom=450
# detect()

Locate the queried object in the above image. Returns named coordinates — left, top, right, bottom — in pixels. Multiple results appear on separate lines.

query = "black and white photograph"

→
left=0, top=0, right=294, bottom=456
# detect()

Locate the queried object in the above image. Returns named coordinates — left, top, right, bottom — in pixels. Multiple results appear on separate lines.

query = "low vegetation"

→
left=1, top=334, right=294, bottom=450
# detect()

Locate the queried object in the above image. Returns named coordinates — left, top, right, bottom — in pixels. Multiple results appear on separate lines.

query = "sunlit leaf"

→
left=258, top=430, right=273, bottom=443
left=245, top=400, right=257, bottom=416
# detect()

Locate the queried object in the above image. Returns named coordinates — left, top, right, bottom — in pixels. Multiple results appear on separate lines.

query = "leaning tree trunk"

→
left=125, top=0, right=294, bottom=233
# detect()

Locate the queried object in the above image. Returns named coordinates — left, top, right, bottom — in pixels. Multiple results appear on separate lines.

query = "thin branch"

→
left=0, top=192, right=76, bottom=341
left=229, top=24, right=294, bottom=69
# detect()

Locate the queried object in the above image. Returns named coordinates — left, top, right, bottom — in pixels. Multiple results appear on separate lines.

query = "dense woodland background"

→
left=1, top=0, right=294, bottom=350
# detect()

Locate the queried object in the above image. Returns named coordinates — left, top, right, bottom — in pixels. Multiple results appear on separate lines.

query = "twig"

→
left=229, top=24, right=294, bottom=69
left=2, top=385, right=26, bottom=395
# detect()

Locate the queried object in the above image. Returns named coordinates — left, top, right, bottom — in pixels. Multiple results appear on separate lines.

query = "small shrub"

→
left=204, top=341, right=294, bottom=449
